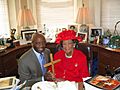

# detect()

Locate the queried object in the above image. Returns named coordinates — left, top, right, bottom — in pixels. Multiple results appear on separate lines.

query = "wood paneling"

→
left=91, top=44, right=120, bottom=75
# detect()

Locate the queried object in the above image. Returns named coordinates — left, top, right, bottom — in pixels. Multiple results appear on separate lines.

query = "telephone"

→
left=113, top=67, right=120, bottom=81
left=105, top=66, right=120, bottom=81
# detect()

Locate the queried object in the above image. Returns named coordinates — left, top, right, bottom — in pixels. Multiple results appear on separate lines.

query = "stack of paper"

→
left=31, top=81, right=78, bottom=90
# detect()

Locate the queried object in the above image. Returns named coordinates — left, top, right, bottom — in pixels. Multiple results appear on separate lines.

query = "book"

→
left=85, top=75, right=120, bottom=90
left=0, top=76, right=17, bottom=89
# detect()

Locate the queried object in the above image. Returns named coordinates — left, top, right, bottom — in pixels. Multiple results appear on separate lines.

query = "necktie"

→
left=40, top=53, right=46, bottom=75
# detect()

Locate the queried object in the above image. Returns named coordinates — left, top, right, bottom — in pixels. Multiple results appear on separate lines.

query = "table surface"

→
left=20, top=77, right=120, bottom=90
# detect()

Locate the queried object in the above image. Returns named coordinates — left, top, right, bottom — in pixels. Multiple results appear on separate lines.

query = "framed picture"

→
left=85, top=75, right=120, bottom=90
left=79, top=24, right=89, bottom=33
left=0, top=76, right=17, bottom=89
left=68, top=25, right=78, bottom=32
left=21, top=29, right=37, bottom=41
left=89, top=27, right=103, bottom=44
left=89, top=27, right=103, bottom=37
left=62, top=28, right=67, bottom=31
left=77, top=32, right=87, bottom=43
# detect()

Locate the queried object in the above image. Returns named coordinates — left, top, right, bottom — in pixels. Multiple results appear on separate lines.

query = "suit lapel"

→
left=30, top=49, right=42, bottom=72
left=43, top=49, right=49, bottom=63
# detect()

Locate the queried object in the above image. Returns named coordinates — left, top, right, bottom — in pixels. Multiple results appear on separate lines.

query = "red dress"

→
left=54, top=49, right=89, bottom=82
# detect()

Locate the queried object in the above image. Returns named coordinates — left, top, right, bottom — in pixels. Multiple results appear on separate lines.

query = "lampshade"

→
left=76, top=2, right=93, bottom=42
left=18, top=7, right=36, bottom=29
left=76, top=6, right=92, bottom=24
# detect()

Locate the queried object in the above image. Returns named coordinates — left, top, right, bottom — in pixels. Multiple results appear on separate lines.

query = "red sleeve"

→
left=78, top=52, right=90, bottom=78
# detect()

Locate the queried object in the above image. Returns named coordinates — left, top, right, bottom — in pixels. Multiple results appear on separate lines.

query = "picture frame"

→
left=89, top=27, right=103, bottom=44
left=0, top=76, right=17, bottom=89
left=68, top=25, right=78, bottom=32
left=85, top=75, right=120, bottom=90
left=21, top=29, right=37, bottom=41
left=79, top=24, right=89, bottom=33
left=77, top=32, right=87, bottom=43
left=89, top=27, right=103, bottom=37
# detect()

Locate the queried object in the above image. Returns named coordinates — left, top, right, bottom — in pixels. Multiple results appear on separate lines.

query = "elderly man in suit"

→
left=18, top=33, right=50, bottom=83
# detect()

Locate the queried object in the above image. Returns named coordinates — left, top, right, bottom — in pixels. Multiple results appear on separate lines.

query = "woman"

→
left=53, top=30, right=90, bottom=90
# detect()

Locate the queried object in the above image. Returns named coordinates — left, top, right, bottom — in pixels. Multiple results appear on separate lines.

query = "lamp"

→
left=18, top=6, right=36, bottom=29
left=76, top=0, right=92, bottom=33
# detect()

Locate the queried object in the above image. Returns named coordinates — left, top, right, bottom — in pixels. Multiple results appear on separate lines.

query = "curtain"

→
left=0, top=0, right=10, bottom=38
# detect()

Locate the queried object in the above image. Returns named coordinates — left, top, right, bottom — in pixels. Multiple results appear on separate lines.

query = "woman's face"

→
left=62, top=40, right=75, bottom=55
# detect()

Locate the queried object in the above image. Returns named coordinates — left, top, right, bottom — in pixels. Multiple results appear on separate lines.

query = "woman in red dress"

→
left=53, top=30, right=90, bottom=90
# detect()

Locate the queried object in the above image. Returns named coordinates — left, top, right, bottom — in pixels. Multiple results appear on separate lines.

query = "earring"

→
left=73, top=44, right=75, bottom=48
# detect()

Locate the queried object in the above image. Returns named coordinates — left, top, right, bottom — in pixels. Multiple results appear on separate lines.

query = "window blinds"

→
left=36, top=0, right=74, bottom=30
left=0, top=0, right=10, bottom=38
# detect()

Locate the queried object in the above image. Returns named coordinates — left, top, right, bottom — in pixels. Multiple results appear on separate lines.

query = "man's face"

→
left=32, top=37, right=46, bottom=53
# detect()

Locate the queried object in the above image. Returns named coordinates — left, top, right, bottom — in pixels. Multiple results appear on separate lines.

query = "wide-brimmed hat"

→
left=55, top=30, right=82, bottom=44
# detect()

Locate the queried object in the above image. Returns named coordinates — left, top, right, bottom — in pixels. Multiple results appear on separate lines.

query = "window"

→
left=0, top=0, right=10, bottom=38
left=36, top=0, right=74, bottom=42
left=37, top=0, right=74, bottom=29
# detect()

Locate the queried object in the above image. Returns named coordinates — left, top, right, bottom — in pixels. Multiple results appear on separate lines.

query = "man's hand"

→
left=44, top=71, right=55, bottom=81
left=55, top=78, right=65, bottom=82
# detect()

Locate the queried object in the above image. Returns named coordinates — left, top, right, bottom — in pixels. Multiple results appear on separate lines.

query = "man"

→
left=18, top=33, right=50, bottom=83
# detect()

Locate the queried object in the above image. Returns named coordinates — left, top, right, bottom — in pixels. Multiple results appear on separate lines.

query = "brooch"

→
left=75, top=63, right=78, bottom=67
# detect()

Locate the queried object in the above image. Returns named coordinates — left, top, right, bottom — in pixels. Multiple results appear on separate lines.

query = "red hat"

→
left=55, top=30, right=82, bottom=44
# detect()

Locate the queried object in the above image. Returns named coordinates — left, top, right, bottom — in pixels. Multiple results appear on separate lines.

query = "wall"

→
left=94, top=0, right=101, bottom=26
left=7, top=0, right=104, bottom=36
left=101, top=0, right=120, bottom=34
left=7, top=0, right=17, bottom=31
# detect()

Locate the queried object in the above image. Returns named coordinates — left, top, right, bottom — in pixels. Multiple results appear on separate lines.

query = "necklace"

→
left=65, top=53, right=72, bottom=58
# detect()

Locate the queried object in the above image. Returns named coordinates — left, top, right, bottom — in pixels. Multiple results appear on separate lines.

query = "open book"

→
left=85, top=75, right=120, bottom=90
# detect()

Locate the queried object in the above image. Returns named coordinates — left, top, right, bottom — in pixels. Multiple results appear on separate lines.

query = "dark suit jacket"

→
left=18, top=48, right=50, bottom=83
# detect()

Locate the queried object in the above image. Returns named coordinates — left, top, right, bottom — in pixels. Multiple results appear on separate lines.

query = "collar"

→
left=32, top=48, right=44, bottom=59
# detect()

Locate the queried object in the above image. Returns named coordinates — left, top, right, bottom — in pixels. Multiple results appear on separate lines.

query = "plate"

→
left=31, top=81, right=58, bottom=90
left=31, top=81, right=77, bottom=90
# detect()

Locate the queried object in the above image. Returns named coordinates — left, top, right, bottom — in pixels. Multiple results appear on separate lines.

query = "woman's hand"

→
left=78, top=82, right=84, bottom=90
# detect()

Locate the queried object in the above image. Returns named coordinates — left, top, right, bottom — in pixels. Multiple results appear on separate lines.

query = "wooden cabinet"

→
left=91, top=44, right=120, bottom=75
left=0, top=43, right=119, bottom=77
left=0, top=44, right=31, bottom=77
left=0, top=43, right=56, bottom=77
left=98, top=47, right=120, bottom=75
left=0, top=65, right=4, bottom=77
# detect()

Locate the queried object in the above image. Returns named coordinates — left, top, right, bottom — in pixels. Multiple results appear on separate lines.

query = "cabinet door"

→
left=0, top=58, right=5, bottom=77
left=99, top=49, right=120, bottom=75
left=2, top=52, right=18, bottom=76
left=0, top=67, right=4, bottom=77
